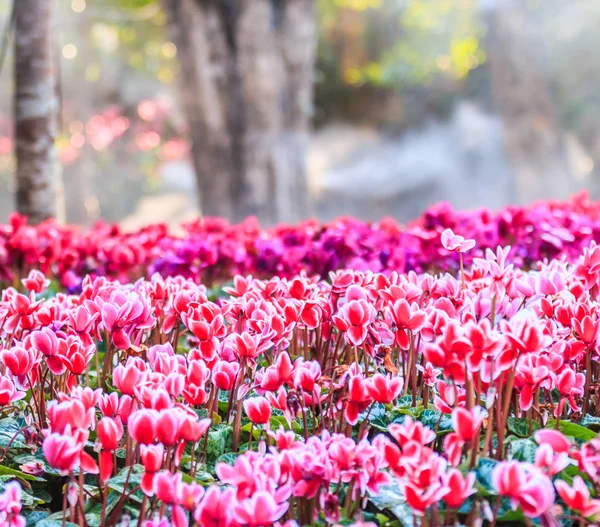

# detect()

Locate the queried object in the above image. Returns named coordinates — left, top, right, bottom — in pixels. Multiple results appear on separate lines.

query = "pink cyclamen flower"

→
left=492, top=461, right=554, bottom=518
left=43, top=432, right=98, bottom=475
left=367, top=374, right=403, bottom=404
left=27, top=328, right=65, bottom=375
left=534, top=429, right=571, bottom=453
left=243, top=397, right=271, bottom=426
left=128, top=409, right=159, bottom=445
left=232, top=491, right=288, bottom=527
left=441, top=228, right=476, bottom=252
left=194, top=486, right=237, bottom=527
left=443, top=469, right=476, bottom=509
left=21, top=270, right=50, bottom=293
left=332, top=299, right=375, bottom=347
left=0, top=346, right=38, bottom=378
left=534, top=443, right=571, bottom=476
left=452, top=406, right=485, bottom=442
left=0, top=481, right=26, bottom=527
left=97, top=417, right=123, bottom=451
left=344, top=375, right=372, bottom=426
left=555, top=476, right=600, bottom=519
left=213, top=360, right=240, bottom=391
left=0, top=377, right=26, bottom=406
left=141, top=444, right=165, bottom=495
left=404, top=481, right=449, bottom=516
left=113, top=360, right=145, bottom=396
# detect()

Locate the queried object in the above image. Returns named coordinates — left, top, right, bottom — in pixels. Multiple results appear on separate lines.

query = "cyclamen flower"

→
left=113, top=359, right=146, bottom=396
left=534, top=429, right=572, bottom=453
left=492, top=461, right=555, bottom=518
left=128, top=409, right=159, bottom=445
left=194, top=486, right=238, bottom=527
left=555, top=476, right=600, bottom=519
left=535, top=443, right=571, bottom=476
left=243, top=397, right=271, bottom=426
left=344, top=375, right=372, bottom=426
left=387, top=299, right=426, bottom=350
left=27, top=328, right=65, bottom=375
left=141, top=444, right=165, bottom=495
left=223, top=332, right=271, bottom=361
left=555, top=367, right=585, bottom=415
left=232, top=491, right=288, bottom=527
left=97, top=417, right=123, bottom=451
left=60, top=336, right=95, bottom=375
left=21, top=270, right=50, bottom=293
left=0, top=377, right=26, bottom=406
left=43, top=431, right=99, bottom=475
left=213, top=360, right=240, bottom=391
left=443, top=469, right=476, bottom=509
left=451, top=406, right=485, bottom=442
left=440, top=228, right=476, bottom=252
left=0, top=345, right=38, bottom=378
left=0, top=481, right=26, bottom=527
left=333, top=299, right=375, bottom=347
left=367, top=374, right=403, bottom=404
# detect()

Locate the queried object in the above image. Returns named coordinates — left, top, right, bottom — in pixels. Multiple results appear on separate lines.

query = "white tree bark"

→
left=14, top=0, right=61, bottom=223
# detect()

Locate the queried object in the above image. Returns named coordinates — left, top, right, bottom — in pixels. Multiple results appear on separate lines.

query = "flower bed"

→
left=1, top=197, right=600, bottom=526
left=3, top=191, right=600, bottom=289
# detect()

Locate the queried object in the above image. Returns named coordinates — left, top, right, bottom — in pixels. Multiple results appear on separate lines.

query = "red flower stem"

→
left=584, top=348, right=592, bottom=414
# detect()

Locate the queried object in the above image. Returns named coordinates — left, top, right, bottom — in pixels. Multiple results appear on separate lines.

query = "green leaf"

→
left=269, top=415, right=290, bottom=432
left=24, top=485, right=52, bottom=505
left=36, top=521, right=78, bottom=527
left=240, top=422, right=261, bottom=440
left=0, top=465, right=45, bottom=482
left=25, top=511, right=50, bottom=526
left=0, top=417, right=27, bottom=448
left=181, top=470, right=215, bottom=486
left=374, top=513, right=392, bottom=527
left=419, top=409, right=452, bottom=434
left=580, top=414, right=600, bottom=430
left=506, top=438, right=536, bottom=463
left=547, top=421, right=598, bottom=442
left=107, top=465, right=144, bottom=504
left=369, top=486, right=414, bottom=527
left=85, top=493, right=121, bottom=527
left=206, top=424, right=232, bottom=462
left=192, top=470, right=214, bottom=484
left=367, top=403, right=389, bottom=431
left=12, top=454, right=61, bottom=476
left=391, top=405, right=424, bottom=421
left=497, top=501, right=525, bottom=522
left=215, top=452, right=240, bottom=466
left=474, top=458, right=498, bottom=495
left=397, top=396, right=415, bottom=407
left=507, top=416, right=539, bottom=438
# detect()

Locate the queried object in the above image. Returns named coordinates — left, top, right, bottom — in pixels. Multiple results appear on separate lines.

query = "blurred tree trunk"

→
left=163, top=0, right=315, bottom=223
left=486, top=0, right=572, bottom=204
left=14, top=0, right=61, bottom=224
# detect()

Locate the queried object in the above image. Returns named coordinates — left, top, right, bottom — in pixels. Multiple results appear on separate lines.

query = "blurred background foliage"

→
left=1, top=0, right=599, bottom=225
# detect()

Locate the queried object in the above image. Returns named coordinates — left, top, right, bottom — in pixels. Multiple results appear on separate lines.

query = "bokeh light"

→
left=71, top=0, right=86, bottom=13
left=62, top=44, right=78, bottom=60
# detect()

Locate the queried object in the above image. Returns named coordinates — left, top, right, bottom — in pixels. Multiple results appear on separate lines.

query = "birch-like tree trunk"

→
left=163, top=0, right=316, bottom=223
left=14, top=0, right=61, bottom=223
